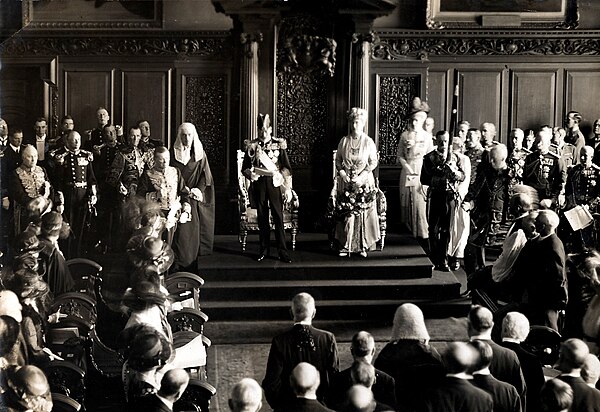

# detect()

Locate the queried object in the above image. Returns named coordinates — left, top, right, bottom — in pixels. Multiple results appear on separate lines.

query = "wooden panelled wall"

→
left=371, top=31, right=600, bottom=231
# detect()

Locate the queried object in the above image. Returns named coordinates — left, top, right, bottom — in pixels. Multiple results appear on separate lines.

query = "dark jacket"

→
left=133, top=394, right=172, bottom=412
left=419, top=376, right=493, bottom=412
left=557, top=375, right=600, bottom=412
left=501, top=341, right=545, bottom=412
left=328, top=365, right=396, bottom=410
left=472, top=373, right=522, bottom=412
left=262, top=324, right=339, bottom=411
left=285, top=397, right=335, bottom=412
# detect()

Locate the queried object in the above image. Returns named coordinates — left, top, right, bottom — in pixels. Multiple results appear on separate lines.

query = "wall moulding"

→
left=0, top=32, right=232, bottom=58
left=371, top=30, right=600, bottom=60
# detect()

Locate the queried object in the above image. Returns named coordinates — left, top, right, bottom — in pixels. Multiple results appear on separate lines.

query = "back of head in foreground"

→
left=229, top=378, right=263, bottom=412
left=540, top=378, right=573, bottom=412
left=158, top=368, right=189, bottom=402
left=390, top=303, right=430, bottom=343
left=351, top=331, right=375, bottom=362
left=468, top=305, right=494, bottom=337
left=290, top=362, right=320, bottom=397
left=556, top=338, right=589, bottom=374
left=292, top=292, right=316, bottom=323
left=443, top=342, right=478, bottom=375
left=581, top=354, right=600, bottom=386
left=501, top=311, right=530, bottom=343
left=342, top=385, right=376, bottom=412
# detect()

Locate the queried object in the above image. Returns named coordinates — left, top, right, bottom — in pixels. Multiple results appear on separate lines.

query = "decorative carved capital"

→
left=279, top=35, right=337, bottom=77
left=352, top=32, right=378, bottom=58
left=240, top=32, right=263, bottom=58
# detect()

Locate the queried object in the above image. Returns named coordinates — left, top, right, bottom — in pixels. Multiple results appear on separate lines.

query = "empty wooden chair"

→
left=51, top=392, right=82, bottom=412
left=44, top=361, right=86, bottom=406
left=66, top=258, right=103, bottom=301
left=168, top=307, right=209, bottom=335
left=522, top=325, right=562, bottom=366
left=165, top=272, right=205, bottom=310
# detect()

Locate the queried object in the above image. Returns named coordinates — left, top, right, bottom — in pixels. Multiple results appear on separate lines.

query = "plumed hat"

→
left=409, top=97, right=430, bottom=116
left=257, top=113, right=271, bottom=130
left=347, top=107, right=368, bottom=122
left=40, top=211, right=63, bottom=235
left=390, top=303, right=430, bottom=342
left=122, top=279, right=167, bottom=311
left=9, top=268, right=49, bottom=300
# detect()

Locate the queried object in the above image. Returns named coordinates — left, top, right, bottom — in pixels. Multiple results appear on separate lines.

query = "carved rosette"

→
left=276, top=70, right=328, bottom=166
left=0, top=34, right=230, bottom=57
left=184, top=76, right=227, bottom=166
left=377, top=75, right=420, bottom=166
left=371, top=32, right=600, bottom=60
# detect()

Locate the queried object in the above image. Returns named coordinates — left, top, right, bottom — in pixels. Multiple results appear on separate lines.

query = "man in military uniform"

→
left=564, top=146, right=600, bottom=250
left=92, top=124, right=122, bottom=252
left=551, top=127, right=577, bottom=168
left=524, top=127, right=566, bottom=208
left=48, top=115, right=74, bottom=150
left=565, top=111, right=585, bottom=163
left=507, top=128, right=531, bottom=191
left=465, top=128, right=485, bottom=186
left=138, top=120, right=163, bottom=151
left=421, top=130, right=466, bottom=272
left=106, top=126, right=151, bottom=201
left=242, top=114, right=293, bottom=263
left=51, top=130, right=97, bottom=257
left=0, top=118, right=8, bottom=151
left=480, top=122, right=499, bottom=150
left=84, top=107, right=110, bottom=150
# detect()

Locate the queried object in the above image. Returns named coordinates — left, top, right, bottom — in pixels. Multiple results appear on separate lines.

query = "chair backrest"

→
left=66, top=258, right=103, bottom=300
left=237, top=149, right=251, bottom=210
left=522, top=325, right=562, bottom=366
left=165, top=272, right=205, bottom=310
left=168, top=307, right=209, bottom=335
left=44, top=361, right=86, bottom=405
left=50, top=292, right=98, bottom=337
left=51, top=392, right=82, bottom=412
left=88, top=328, right=125, bottom=378
left=174, top=379, right=217, bottom=412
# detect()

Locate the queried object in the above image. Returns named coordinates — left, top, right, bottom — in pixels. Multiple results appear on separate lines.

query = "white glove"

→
left=119, top=183, right=128, bottom=196
left=284, top=190, right=293, bottom=204
left=190, top=188, right=203, bottom=202
left=2, top=197, right=9, bottom=210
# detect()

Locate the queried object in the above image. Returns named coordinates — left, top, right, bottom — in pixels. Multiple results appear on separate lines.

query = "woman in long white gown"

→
left=397, top=98, right=433, bottom=241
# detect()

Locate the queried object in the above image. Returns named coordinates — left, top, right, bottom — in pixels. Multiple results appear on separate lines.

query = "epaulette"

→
left=49, top=147, right=64, bottom=158
left=522, top=147, right=532, bottom=154
left=492, top=141, right=500, bottom=145
left=243, top=139, right=258, bottom=151
left=80, top=149, right=94, bottom=162
left=547, top=150, right=560, bottom=158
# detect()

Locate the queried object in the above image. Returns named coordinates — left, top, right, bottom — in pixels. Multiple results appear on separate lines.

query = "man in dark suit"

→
left=420, top=342, right=493, bottom=412
left=229, top=378, right=263, bottom=412
left=556, top=338, right=600, bottom=412
left=347, top=362, right=395, bottom=411
left=470, top=340, right=522, bottom=412
left=25, top=117, right=51, bottom=169
left=468, top=305, right=527, bottom=403
left=262, top=293, right=339, bottom=411
left=514, top=209, right=567, bottom=331
left=328, top=331, right=395, bottom=410
left=501, top=311, right=545, bottom=412
left=1, top=129, right=25, bottom=245
left=285, top=363, right=334, bottom=412
left=134, top=368, right=189, bottom=412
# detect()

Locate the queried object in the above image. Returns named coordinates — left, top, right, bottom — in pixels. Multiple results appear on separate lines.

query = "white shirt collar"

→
left=9, top=143, right=19, bottom=151
left=560, top=371, right=581, bottom=378
left=297, top=394, right=318, bottom=400
left=36, top=134, right=46, bottom=141
left=538, top=233, right=553, bottom=241
left=294, top=321, right=312, bottom=326
left=473, top=368, right=491, bottom=376
left=469, top=334, right=492, bottom=341
left=446, top=372, right=472, bottom=380
left=502, top=338, right=522, bottom=344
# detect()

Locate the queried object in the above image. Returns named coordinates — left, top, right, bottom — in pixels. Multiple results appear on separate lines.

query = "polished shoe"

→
left=449, top=259, right=460, bottom=271
left=338, top=249, right=349, bottom=257
left=359, top=250, right=368, bottom=258
left=279, top=251, right=292, bottom=263
left=435, top=264, right=451, bottom=272
left=256, top=250, right=269, bottom=262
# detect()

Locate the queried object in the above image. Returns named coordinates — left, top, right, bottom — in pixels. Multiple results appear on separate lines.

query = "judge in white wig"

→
left=170, top=122, right=215, bottom=269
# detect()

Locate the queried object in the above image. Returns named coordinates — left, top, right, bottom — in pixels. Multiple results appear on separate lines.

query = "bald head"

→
left=350, top=361, right=376, bottom=389
left=557, top=338, right=590, bottom=373
left=158, top=368, right=189, bottom=402
left=290, top=362, right=320, bottom=397
left=536, top=210, right=560, bottom=236
left=581, top=146, right=594, bottom=167
left=444, top=342, right=478, bottom=374
left=345, top=385, right=376, bottom=412
left=229, top=378, right=263, bottom=412
left=351, top=331, right=375, bottom=362
left=291, top=293, right=315, bottom=323
left=489, top=143, right=508, bottom=171
left=65, top=130, right=81, bottom=151
left=0, top=290, right=23, bottom=323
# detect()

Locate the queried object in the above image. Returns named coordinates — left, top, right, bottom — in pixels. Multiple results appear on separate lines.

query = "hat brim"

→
left=121, top=289, right=166, bottom=310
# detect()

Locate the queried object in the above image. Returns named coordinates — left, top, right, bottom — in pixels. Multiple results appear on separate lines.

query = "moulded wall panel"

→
left=458, top=70, right=502, bottom=134
left=565, top=70, right=600, bottom=134
left=63, top=70, right=113, bottom=133
left=511, top=70, right=557, bottom=133
left=427, top=70, right=448, bottom=132
left=122, top=70, right=170, bottom=145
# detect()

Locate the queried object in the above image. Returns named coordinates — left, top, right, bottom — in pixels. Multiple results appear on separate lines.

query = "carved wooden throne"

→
left=236, top=149, right=299, bottom=252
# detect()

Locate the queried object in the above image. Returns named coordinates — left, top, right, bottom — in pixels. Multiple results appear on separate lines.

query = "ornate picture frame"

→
left=22, top=0, right=163, bottom=30
left=426, top=0, right=578, bottom=29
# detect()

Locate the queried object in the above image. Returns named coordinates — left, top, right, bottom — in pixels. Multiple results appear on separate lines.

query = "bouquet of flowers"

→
left=335, top=183, right=377, bottom=218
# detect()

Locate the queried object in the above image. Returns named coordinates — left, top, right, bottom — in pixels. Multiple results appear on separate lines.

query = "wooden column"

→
left=240, top=32, right=262, bottom=141
left=351, top=32, right=376, bottom=136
